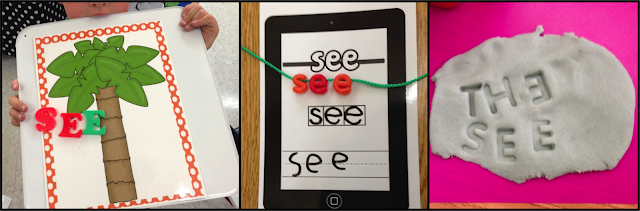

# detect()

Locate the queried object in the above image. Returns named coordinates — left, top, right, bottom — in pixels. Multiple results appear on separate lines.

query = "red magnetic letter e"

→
left=59, top=113, right=83, bottom=138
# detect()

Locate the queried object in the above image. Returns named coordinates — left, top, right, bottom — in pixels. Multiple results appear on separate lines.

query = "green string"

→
left=241, top=45, right=428, bottom=88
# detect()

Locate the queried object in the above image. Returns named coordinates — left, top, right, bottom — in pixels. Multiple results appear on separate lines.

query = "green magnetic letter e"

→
left=83, top=110, right=106, bottom=135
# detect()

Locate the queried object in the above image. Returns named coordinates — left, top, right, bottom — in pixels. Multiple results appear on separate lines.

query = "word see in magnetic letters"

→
left=35, top=107, right=106, bottom=138
left=293, top=74, right=352, bottom=95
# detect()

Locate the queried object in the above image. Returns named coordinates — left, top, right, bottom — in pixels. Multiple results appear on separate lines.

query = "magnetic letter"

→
left=292, top=74, right=308, bottom=94
left=35, top=107, right=57, bottom=132
left=59, top=113, right=83, bottom=138
left=333, top=74, right=352, bottom=95
left=309, top=74, right=328, bottom=94
left=83, top=110, right=106, bottom=135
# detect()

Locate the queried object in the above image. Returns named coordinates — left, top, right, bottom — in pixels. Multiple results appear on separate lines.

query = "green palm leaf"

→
left=74, top=40, right=93, bottom=54
left=78, top=63, right=108, bottom=94
left=67, top=86, right=95, bottom=113
left=128, top=65, right=165, bottom=85
left=47, top=52, right=81, bottom=77
left=106, top=36, right=124, bottom=49
left=95, top=57, right=148, bottom=107
left=93, top=37, right=105, bottom=51
left=49, top=73, right=80, bottom=97
left=49, top=35, right=161, bottom=112
left=115, top=79, right=147, bottom=107
left=124, top=46, right=159, bottom=68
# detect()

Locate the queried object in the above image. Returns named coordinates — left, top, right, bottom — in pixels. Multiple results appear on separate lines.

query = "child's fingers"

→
left=9, top=107, right=25, bottom=123
left=9, top=95, right=27, bottom=113
left=190, top=13, right=216, bottom=28
left=11, top=79, right=19, bottom=91
left=180, top=3, right=202, bottom=27
left=11, top=117, right=21, bottom=127
left=185, top=10, right=209, bottom=31
left=181, top=2, right=198, bottom=18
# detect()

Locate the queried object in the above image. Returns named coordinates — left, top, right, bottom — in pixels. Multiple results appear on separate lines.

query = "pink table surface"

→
left=429, top=3, right=638, bottom=204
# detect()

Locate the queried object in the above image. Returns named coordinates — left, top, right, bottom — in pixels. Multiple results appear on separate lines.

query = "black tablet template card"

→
left=258, top=3, right=420, bottom=209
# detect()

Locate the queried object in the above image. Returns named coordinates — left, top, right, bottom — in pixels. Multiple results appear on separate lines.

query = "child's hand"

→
left=180, top=3, right=220, bottom=50
left=9, top=79, right=28, bottom=127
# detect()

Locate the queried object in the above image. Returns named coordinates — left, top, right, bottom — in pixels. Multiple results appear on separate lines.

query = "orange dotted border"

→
left=35, top=21, right=203, bottom=209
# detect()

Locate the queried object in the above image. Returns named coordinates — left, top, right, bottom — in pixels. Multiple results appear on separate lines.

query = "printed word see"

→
left=308, top=105, right=366, bottom=126
left=311, top=49, right=360, bottom=72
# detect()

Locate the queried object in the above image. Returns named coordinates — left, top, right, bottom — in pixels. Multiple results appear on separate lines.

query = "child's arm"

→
left=179, top=3, right=220, bottom=50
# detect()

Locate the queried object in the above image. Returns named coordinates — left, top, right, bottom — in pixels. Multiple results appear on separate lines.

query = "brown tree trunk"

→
left=95, top=86, right=137, bottom=203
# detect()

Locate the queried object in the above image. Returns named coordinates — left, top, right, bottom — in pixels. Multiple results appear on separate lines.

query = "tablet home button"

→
left=326, top=193, right=342, bottom=209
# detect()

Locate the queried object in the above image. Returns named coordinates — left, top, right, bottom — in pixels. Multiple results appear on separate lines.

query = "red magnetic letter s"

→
left=36, top=107, right=58, bottom=132
left=292, top=74, right=308, bottom=94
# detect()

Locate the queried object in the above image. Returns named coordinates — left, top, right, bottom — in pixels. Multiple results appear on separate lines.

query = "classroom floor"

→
left=1, top=2, right=238, bottom=209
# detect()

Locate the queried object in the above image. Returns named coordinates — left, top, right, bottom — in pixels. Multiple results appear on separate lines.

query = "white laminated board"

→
left=16, top=7, right=238, bottom=209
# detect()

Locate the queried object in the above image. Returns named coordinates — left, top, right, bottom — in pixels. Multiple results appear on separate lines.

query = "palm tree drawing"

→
left=46, top=35, right=165, bottom=203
